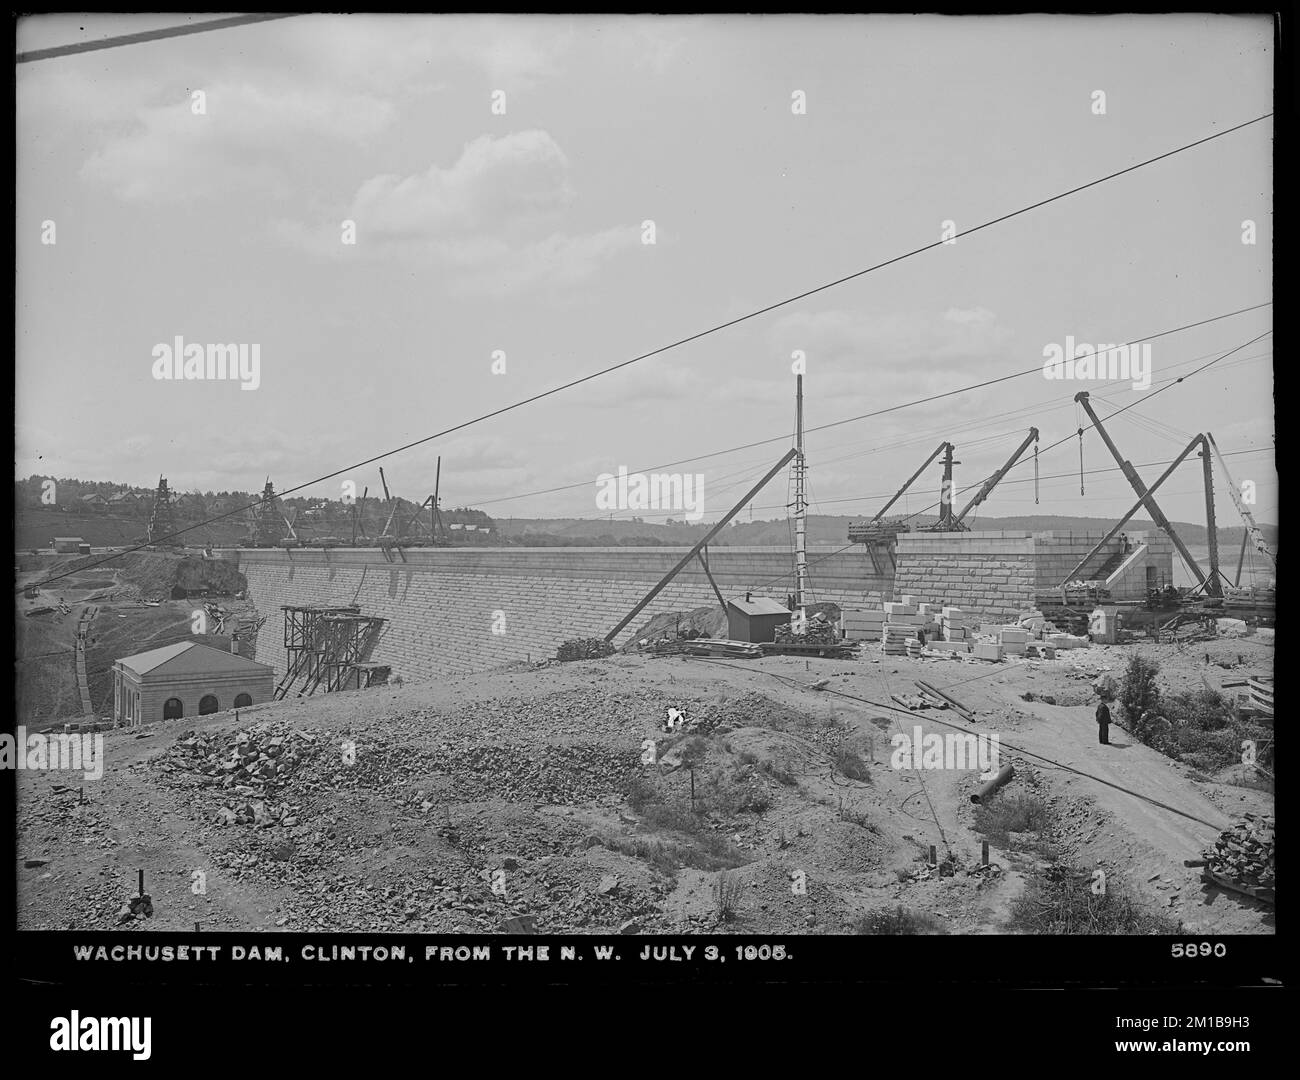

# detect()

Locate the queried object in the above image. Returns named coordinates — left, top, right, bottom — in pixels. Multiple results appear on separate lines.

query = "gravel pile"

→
left=152, top=722, right=325, bottom=827
left=153, top=724, right=321, bottom=792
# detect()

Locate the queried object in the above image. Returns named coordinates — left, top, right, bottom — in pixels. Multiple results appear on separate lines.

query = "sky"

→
left=15, top=13, right=1275, bottom=531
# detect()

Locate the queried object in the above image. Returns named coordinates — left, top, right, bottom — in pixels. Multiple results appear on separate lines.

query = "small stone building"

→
left=112, top=641, right=274, bottom=727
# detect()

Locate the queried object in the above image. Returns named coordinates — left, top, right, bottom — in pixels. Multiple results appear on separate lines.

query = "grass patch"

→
left=853, top=906, right=946, bottom=935
left=597, top=832, right=748, bottom=874
left=712, top=870, right=744, bottom=922
left=973, top=791, right=1051, bottom=850
left=1010, top=865, right=1183, bottom=934
left=833, top=748, right=871, bottom=782
left=836, top=796, right=876, bottom=830
left=759, top=758, right=798, bottom=786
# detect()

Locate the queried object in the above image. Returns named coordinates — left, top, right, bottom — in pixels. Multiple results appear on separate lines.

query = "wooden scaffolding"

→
left=273, top=605, right=386, bottom=698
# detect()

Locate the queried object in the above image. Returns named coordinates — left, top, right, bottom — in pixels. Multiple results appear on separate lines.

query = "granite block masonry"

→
left=231, top=546, right=892, bottom=683
left=228, top=530, right=1173, bottom=684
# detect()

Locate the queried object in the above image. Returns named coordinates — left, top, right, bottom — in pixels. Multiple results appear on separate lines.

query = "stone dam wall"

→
left=231, top=532, right=1174, bottom=682
left=233, top=545, right=894, bottom=683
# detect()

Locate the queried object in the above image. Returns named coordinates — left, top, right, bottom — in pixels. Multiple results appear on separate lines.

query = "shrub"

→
left=1010, top=865, right=1182, bottom=934
left=1118, top=654, right=1161, bottom=726
left=836, top=797, right=874, bottom=829
left=624, top=775, right=657, bottom=812
left=1164, top=688, right=1231, bottom=731
left=712, top=870, right=744, bottom=922
left=834, top=748, right=871, bottom=782
left=679, top=736, right=710, bottom=770
left=973, top=792, right=1050, bottom=848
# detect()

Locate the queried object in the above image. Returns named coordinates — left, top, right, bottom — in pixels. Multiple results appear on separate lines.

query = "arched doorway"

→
left=163, top=697, right=183, bottom=720
left=199, top=695, right=219, bottom=715
left=233, top=693, right=252, bottom=708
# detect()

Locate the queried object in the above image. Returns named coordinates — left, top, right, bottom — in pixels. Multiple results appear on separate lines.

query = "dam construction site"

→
left=15, top=380, right=1276, bottom=938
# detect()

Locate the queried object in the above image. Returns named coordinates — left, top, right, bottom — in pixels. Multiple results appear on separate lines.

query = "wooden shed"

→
left=726, top=595, right=792, bottom=643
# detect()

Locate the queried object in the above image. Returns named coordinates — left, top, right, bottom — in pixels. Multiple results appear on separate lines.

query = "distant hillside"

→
left=494, top=513, right=1278, bottom=548
left=14, top=502, right=501, bottom=551
left=15, top=480, right=1276, bottom=553
left=13, top=507, right=248, bottom=551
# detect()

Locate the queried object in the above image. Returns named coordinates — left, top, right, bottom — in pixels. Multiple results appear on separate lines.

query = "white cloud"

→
left=353, top=130, right=573, bottom=237
left=276, top=130, right=639, bottom=293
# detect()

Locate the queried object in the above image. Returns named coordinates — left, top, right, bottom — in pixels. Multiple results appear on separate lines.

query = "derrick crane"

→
left=951, top=428, right=1039, bottom=527
left=847, top=442, right=953, bottom=545
left=1205, top=433, right=1275, bottom=581
left=1069, top=392, right=1221, bottom=596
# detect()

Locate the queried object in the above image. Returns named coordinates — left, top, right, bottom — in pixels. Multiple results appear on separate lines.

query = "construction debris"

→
left=1190, top=814, right=1275, bottom=904
left=914, top=680, right=974, bottom=720
left=1245, top=676, right=1273, bottom=718
left=774, top=612, right=837, bottom=645
left=556, top=638, right=617, bottom=662
left=679, top=639, right=762, bottom=659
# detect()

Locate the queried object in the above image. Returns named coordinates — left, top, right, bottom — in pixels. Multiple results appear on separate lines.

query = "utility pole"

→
left=794, top=374, right=807, bottom=623
left=431, top=456, right=444, bottom=543
left=1199, top=440, right=1221, bottom=592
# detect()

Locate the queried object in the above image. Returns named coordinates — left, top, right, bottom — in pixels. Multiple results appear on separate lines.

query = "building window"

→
left=199, top=695, right=219, bottom=715
left=163, top=698, right=183, bottom=720
left=233, top=693, right=252, bottom=708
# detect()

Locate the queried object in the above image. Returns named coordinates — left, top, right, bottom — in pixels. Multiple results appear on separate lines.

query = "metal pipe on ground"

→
left=971, top=763, right=1014, bottom=804
left=914, top=679, right=974, bottom=721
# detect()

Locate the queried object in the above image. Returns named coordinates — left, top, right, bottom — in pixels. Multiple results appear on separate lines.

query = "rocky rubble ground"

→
left=416, top=742, right=641, bottom=803
left=151, top=722, right=323, bottom=827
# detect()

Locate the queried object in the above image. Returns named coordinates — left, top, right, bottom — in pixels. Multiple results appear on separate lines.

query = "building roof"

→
left=53, top=536, right=86, bottom=543
left=116, top=640, right=272, bottom=679
left=726, top=596, right=791, bottom=617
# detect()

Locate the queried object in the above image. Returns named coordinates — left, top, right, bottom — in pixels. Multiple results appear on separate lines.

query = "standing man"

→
left=1095, top=700, right=1112, bottom=745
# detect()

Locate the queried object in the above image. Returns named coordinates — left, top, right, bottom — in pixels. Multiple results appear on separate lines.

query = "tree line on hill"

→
left=13, top=476, right=494, bottom=531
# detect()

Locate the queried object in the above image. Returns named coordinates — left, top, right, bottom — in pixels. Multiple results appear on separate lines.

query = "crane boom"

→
left=1206, top=433, right=1275, bottom=569
left=871, top=442, right=951, bottom=522
left=1074, top=392, right=1217, bottom=594
left=953, top=428, right=1039, bottom=524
